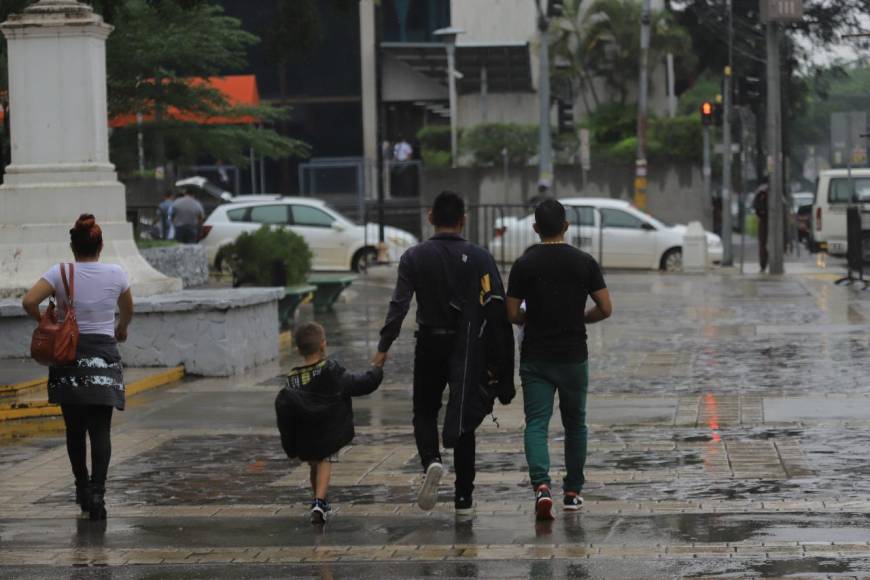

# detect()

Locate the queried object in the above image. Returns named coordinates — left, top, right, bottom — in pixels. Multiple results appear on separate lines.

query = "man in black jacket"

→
left=373, top=191, right=515, bottom=515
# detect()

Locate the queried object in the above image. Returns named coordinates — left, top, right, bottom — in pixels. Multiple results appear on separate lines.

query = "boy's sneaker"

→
left=535, top=484, right=555, bottom=521
left=417, top=461, right=444, bottom=511
left=563, top=492, right=584, bottom=511
left=310, top=498, right=331, bottom=524
left=454, top=494, right=474, bottom=516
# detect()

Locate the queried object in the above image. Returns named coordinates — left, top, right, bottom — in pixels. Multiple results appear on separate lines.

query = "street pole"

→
left=634, top=0, right=651, bottom=209
left=537, top=6, right=553, bottom=191
left=721, top=0, right=734, bottom=265
left=435, top=27, right=464, bottom=169
left=446, top=42, right=458, bottom=168
left=766, top=20, right=784, bottom=275
left=703, top=126, right=712, bottom=207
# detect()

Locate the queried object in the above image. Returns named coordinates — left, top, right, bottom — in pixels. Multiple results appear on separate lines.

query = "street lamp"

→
left=434, top=27, right=465, bottom=168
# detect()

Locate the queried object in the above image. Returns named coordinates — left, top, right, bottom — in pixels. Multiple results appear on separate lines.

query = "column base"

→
left=0, top=221, right=182, bottom=299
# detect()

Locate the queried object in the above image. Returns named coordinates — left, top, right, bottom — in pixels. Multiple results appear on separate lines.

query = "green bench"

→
left=307, top=273, right=359, bottom=314
left=278, top=284, right=317, bottom=329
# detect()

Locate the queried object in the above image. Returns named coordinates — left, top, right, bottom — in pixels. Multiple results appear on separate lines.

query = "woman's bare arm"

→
left=115, top=289, right=133, bottom=342
left=21, top=279, right=54, bottom=322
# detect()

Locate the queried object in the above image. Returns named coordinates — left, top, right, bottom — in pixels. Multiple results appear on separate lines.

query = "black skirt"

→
left=48, top=334, right=125, bottom=410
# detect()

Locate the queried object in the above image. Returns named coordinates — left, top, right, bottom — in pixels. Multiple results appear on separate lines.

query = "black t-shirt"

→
left=507, top=244, right=606, bottom=363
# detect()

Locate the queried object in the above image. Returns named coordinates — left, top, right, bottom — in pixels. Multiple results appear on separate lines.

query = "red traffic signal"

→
left=700, top=101, right=714, bottom=126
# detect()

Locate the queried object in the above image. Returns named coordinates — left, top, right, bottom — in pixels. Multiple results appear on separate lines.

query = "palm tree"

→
left=552, top=0, right=696, bottom=106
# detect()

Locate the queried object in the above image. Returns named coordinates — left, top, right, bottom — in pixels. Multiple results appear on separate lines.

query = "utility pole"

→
left=766, top=20, right=784, bottom=275
left=434, top=27, right=465, bottom=169
left=760, top=0, right=802, bottom=275
left=535, top=0, right=553, bottom=191
left=721, top=0, right=734, bottom=265
left=703, top=125, right=712, bottom=206
left=634, top=0, right=652, bottom=209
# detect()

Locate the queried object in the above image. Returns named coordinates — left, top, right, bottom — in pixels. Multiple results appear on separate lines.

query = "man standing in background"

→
left=172, top=190, right=205, bottom=244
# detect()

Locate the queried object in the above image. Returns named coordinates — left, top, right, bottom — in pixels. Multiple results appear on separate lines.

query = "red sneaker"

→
left=535, top=484, right=554, bottom=521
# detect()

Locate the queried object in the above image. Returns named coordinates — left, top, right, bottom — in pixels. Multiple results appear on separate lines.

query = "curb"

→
left=0, top=377, right=47, bottom=396
left=0, top=366, right=185, bottom=422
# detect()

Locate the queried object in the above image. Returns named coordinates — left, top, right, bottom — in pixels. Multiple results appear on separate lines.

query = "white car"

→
left=201, top=197, right=418, bottom=272
left=489, top=197, right=723, bottom=271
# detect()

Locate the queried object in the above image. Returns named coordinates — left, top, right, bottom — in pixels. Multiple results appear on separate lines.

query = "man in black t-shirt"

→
left=506, top=199, right=612, bottom=521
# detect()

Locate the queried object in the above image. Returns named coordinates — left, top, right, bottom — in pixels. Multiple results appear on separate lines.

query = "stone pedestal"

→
left=0, top=0, right=180, bottom=298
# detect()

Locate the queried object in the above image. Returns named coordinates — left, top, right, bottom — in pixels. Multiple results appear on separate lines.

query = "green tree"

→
left=1, top=0, right=308, bottom=180
left=553, top=0, right=695, bottom=107
left=105, top=0, right=307, bottom=175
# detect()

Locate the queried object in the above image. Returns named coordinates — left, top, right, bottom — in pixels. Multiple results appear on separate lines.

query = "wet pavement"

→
left=5, top=261, right=870, bottom=578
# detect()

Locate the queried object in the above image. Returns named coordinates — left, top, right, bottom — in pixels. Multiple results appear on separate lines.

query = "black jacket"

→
left=275, top=359, right=383, bottom=461
left=433, top=239, right=516, bottom=448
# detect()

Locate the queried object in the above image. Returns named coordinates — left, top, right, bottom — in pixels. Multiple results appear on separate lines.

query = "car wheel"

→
left=661, top=248, right=683, bottom=272
left=352, top=247, right=378, bottom=273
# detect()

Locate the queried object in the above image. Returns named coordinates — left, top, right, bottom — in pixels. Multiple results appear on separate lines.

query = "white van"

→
left=811, top=168, right=870, bottom=256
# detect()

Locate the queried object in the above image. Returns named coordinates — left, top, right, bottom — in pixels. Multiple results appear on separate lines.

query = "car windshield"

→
left=636, top=208, right=673, bottom=228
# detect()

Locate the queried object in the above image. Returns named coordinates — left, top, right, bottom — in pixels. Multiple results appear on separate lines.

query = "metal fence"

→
left=361, top=203, right=603, bottom=272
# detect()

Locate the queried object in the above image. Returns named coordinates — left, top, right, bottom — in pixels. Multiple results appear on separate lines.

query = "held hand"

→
left=115, top=325, right=128, bottom=343
left=372, top=351, right=388, bottom=368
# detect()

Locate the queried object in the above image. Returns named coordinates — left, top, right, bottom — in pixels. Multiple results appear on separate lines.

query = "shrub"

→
left=422, top=149, right=452, bottom=168
left=217, top=225, right=312, bottom=287
left=462, top=123, right=539, bottom=166
left=417, top=125, right=452, bottom=152
left=136, top=239, right=178, bottom=250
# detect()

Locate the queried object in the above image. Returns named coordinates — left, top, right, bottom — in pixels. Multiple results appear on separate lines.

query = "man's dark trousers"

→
left=758, top=217, right=769, bottom=272
left=413, top=331, right=475, bottom=498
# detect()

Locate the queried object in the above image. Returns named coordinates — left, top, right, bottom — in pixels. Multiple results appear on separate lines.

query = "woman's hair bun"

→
left=70, top=214, right=103, bottom=256
left=74, top=214, right=97, bottom=231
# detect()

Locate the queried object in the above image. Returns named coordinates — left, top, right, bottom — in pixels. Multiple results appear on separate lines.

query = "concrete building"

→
left=219, top=1, right=675, bottom=203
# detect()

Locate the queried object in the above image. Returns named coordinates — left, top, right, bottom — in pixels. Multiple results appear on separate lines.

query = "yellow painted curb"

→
left=125, top=366, right=185, bottom=398
left=278, top=330, right=293, bottom=350
left=0, top=366, right=185, bottom=422
left=0, top=377, right=47, bottom=395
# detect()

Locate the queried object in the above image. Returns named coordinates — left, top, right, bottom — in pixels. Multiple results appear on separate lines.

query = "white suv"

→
left=201, top=197, right=418, bottom=272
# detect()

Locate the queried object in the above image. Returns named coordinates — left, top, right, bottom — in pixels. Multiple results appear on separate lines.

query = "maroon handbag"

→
left=30, top=263, right=79, bottom=366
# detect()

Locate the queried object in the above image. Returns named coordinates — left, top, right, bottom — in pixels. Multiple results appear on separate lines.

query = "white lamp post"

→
left=434, top=27, right=465, bottom=168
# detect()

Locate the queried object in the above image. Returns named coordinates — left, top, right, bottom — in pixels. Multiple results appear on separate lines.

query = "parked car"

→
left=201, top=197, right=418, bottom=272
left=174, top=176, right=233, bottom=217
left=811, top=169, right=870, bottom=256
left=791, top=191, right=815, bottom=245
left=489, top=198, right=723, bottom=271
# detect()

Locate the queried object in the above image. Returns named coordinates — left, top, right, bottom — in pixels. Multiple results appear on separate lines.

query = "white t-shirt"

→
left=42, top=263, right=130, bottom=337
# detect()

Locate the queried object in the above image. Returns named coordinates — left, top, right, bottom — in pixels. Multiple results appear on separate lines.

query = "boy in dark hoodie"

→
left=275, top=322, right=383, bottom=523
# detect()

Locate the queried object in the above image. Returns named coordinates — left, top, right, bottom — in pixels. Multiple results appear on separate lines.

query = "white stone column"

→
left=0, top=0, right=181, bottom=298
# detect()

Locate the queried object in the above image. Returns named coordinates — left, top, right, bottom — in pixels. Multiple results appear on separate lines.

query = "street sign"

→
left=579, top=128, right=591, bottom=171
left=761, top=0, right=803, bottom=22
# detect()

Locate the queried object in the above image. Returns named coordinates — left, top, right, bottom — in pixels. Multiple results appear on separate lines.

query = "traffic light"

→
left=557, top=99, right=575, bottom=134
left=737, top=75, right=764, bottom=106
left=700, top=101, right=714, bottom=126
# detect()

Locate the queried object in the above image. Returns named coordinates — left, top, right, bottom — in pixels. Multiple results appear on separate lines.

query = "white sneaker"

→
left=417, top=462, right=444, bottom=511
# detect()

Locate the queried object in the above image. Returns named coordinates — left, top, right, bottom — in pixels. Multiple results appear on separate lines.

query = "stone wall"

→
left=421, top=162, right=713, bottom=230
left=0, top=288, right=282, bottom=376
left=140, top=244, right=209, bottom=288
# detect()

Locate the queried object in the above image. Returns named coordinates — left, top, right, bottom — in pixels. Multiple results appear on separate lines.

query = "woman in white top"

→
left=22, top=214, right=133, bottom=521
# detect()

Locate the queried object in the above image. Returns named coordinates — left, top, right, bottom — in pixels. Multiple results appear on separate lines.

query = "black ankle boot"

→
left=89, top=486, right=106, bottom=521
left=75, top=480, right=91, bottom=513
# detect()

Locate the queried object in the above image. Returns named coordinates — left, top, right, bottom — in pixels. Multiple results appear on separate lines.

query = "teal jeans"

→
left=520, top=360, right=589, bottom=493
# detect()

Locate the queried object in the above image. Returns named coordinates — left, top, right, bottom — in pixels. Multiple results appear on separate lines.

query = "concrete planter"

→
left=0, top=288, right=283, bottom=376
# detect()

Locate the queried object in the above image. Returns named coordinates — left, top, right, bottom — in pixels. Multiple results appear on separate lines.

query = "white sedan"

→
left=489, top=198, right=722, bottom=271
left=201, top=197, right=418, bottom=272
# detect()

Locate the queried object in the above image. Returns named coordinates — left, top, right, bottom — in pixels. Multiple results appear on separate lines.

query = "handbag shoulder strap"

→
left=60, top=263, right=75, bottom=312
